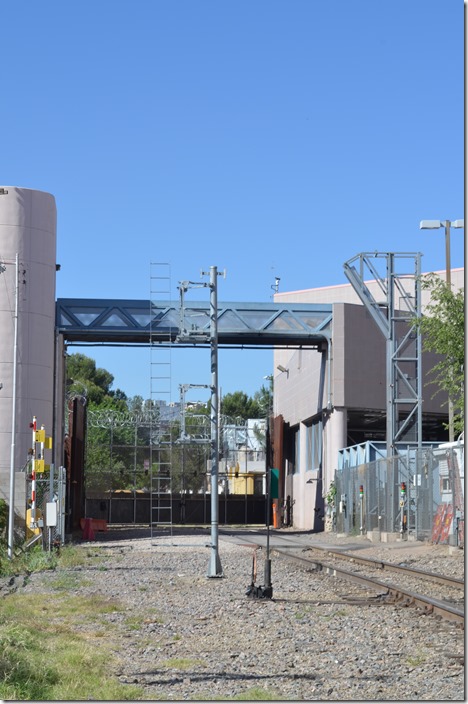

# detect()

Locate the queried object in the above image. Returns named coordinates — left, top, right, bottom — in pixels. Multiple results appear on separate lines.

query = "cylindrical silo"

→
left=0, top=186, right=57, bottom=519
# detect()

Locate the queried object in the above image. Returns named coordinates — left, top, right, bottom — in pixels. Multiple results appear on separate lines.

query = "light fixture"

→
left=420, top=219, right=464, bottom=229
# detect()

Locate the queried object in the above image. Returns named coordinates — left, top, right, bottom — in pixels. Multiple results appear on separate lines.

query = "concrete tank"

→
left=0, top=187, right=57, bottom=513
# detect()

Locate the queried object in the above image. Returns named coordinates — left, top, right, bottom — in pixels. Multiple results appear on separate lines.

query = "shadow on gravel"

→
left=130, top=670, right=321, bottom=686
left=78, top=525, right=212, bottom=544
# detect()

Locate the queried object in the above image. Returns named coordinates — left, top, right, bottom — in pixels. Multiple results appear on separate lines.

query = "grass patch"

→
left=0, top=544, right=58, bottom=577
left=0, top=543, right=105, bottom=579
left=161, top=657, right=207, bottom=670
left=234, top=687, right=283, bottom=700
left=0, top=591, right=142, bottom=700
left=320, top=608, right=349, bottom=621
left=406, top=653, right=427, bottom=667
left=49, top=571, right=93, bottom=591
left=124, top=614, right=145, bottom=630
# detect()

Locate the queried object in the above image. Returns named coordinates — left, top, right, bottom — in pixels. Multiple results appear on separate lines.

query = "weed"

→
left=0, top=544, right=57, bottom=577
left=0, top=592, right=142, bottom=700
left=0, top=543, right=98, bottom=578
left=234, top=687, right=283, bottom=700
left=124, top=615, right=145, bottom=630
left=49, top=572, right=92, bottom=591
left=406, top=653, right=427, bottom=667
left=161, top=657, right=206, bottom=670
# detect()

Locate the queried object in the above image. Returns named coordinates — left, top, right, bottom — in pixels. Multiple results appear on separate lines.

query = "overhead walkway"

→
left=56, top=298, right=333, bottom=347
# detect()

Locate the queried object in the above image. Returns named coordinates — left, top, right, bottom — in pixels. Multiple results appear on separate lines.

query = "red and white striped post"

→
left=30, top=416, right=37, bottom=527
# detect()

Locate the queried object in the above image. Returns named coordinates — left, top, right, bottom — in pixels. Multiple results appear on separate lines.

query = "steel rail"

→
left=302, top=545, right=464, bottom=590
left=272, top=548, right=464, bottom=627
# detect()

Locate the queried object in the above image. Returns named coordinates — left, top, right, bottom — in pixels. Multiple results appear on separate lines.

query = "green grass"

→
left=49, top=571, right=93, bottom=591
left=0, top=543, right=103, bottom=578
left=193, top=687, right=284, bottom=701
left=160, top=657, right=207, bottom=670
left=0, top=591, right=143, bottom=700
left=406, top=653, right=427, bottom=667
left=0, top=544, right=57, bottom=577
left=234, top=687, right=283, bottom=700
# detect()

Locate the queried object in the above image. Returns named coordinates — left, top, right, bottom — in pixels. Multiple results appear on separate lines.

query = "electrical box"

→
left=46, top=502, right=57, bottom=527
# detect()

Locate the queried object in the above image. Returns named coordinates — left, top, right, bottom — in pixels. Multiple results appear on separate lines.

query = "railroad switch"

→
left=246, top=551, right=273, bottom=600
left=246, top=582, right=273, bottom=599
left=246, top=466, right=274, bottom=599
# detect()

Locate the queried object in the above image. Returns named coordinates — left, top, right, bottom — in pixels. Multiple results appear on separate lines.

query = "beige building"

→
left=273, top=268, right=464, bottom=531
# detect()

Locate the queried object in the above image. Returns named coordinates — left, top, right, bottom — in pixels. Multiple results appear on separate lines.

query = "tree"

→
left=66, top=353, right=127, bottom=407
left=417, top=274, right=464, bottom=435
left=220, top=391, right=261, bottom=420
left=253, top=381, right=273, bottom=418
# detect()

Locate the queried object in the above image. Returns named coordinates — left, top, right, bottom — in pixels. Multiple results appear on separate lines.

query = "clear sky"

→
left=2, top=0, right=464, bottom=404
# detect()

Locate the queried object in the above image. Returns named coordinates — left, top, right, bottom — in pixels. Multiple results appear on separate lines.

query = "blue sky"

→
left=2, top=0, right=464, bottom=403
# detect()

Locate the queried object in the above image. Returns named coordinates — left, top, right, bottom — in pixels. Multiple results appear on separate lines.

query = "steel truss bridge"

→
left=56, top=298, right=333, bottom=347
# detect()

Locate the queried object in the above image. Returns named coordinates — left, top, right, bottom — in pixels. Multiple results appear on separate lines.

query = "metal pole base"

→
left=207, top=547, right=223, bottom=578
left=246, top=583, right=273, bottom=599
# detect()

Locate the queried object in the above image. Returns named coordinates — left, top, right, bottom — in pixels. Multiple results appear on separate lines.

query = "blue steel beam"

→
left=56, top=298, right=332, bottom=347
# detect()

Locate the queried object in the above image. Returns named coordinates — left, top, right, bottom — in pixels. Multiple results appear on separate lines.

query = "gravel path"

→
left=9, top=528, right=466, bottom=700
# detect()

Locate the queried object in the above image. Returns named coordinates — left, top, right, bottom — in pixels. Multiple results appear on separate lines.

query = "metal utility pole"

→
left=176, top=266, right=225, bottom=576
left=8, top=254, right=19, bottom=559
left=205, top=265, right=223, bottom=578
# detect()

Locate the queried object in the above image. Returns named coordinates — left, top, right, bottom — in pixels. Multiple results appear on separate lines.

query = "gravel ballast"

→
left=10, top=528, right=465, bottom=700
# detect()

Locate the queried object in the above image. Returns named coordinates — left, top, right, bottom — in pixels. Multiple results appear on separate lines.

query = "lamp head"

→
left=420, top=220, right=442, bottom=229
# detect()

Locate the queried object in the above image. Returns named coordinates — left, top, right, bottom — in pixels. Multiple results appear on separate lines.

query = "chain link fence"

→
left=25, top=466, right=66, bottom=548
left=333, top=443, right=464, bottom=546
left=84, top=410, right=268, bottom=526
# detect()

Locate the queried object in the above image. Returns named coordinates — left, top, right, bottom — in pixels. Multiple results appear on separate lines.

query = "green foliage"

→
left=325, top=481, right=337, bottom=506
left=416, top=274, right=464, bottom=434
left=0, top=500, right=8, bottom=541
left=253, top=382, right=273, bottom=418
left=0, top=544, right=57, bottom=577
left=66, top=353, right=127, bottom=406
left=0, top=544, right=94, bottom=578
left=221, top=391, right=262, bottom=420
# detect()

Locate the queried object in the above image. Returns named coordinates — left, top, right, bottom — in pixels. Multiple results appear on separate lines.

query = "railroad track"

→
left=220, top=530, right=464, bottom=627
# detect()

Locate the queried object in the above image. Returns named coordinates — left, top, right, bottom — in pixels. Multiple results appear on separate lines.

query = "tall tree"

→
left=66, top=353, right=127, bottom=407
left=253, top=381, right=273, bottom=418
left=417, top=274, right=464, bottom=435
left=220, top=391, right=261, bottom=420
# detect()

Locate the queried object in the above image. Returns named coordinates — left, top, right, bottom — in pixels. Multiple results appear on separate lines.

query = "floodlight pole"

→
left=443, top=220, right=454, bottom=442
left=206, top=265, right=223, bottom=577
left=420, top=218, right=465, bottom=442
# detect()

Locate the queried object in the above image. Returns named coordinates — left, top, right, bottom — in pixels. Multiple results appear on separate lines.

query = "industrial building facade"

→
left=272, top=268, right=464, bottom=531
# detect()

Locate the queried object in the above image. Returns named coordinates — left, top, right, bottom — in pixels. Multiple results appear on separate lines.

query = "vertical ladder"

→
left=150, top=262, right=174, bottom=541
